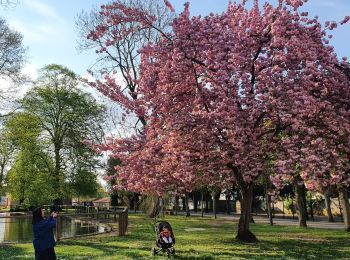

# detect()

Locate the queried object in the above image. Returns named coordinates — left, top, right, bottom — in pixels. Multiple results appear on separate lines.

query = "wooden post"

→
left=55, top=215, right=60, bottom=242
left=118, top=208, right=128, bottom=236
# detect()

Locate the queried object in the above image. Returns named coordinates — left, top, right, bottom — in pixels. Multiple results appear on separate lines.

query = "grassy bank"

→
left=1, top=214, right=350, bottom=259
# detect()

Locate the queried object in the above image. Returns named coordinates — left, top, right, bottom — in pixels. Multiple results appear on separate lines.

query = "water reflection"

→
left=0, top=213, right=109, bottom=243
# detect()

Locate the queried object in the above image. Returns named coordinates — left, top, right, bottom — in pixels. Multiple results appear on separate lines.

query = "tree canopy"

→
left=85, top=0, right=350, bottom=242
left=17, top=64, right=106, bottom=202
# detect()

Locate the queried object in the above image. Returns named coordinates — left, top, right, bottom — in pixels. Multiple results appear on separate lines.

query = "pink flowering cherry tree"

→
left=86, top=0, right=350, bottom=241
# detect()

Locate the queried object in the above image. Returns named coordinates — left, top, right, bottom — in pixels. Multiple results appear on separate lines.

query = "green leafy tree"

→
left=70, top=169, right=99, bottom=198
left=20, top=64, right=106, bottom=203
left=0, top=130, right=14, bottom=193
left=0, top=17, right=26, bottom=83
left=0, top=16, right=27, bottom=118
left=5, top=112, right=54, bottom=206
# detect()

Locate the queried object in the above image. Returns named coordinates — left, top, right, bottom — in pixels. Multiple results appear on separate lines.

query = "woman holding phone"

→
left=32, top=207, right=58, bottom=260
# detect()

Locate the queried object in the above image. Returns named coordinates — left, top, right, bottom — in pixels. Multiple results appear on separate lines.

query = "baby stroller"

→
left=152, top=221, right=175, bottom=257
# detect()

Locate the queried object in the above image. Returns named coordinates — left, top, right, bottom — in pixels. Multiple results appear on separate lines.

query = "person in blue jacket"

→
left=32, top=207, right=58, bottom=260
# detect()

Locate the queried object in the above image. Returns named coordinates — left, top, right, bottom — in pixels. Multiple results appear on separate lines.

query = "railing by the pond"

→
left=0, top=206, right=129, bottom=241
left=51, top=206, right=128, bottom=241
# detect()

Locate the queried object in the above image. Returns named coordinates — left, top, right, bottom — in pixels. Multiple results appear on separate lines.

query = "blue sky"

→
left=0, top=0, right=349, bottom=78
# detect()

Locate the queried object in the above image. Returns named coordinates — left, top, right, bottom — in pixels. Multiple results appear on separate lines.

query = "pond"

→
left=0, top=213, right=110, bottom=243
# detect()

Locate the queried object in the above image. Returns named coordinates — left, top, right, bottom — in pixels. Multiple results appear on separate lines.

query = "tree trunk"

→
left=54, top=145, right=62, bottom=202
left=295, top=183, right=307, bottom=227
left=338, top=185, right=350, bottom=231
left=134, top=194, right=138, bottom=213
left=193, top=193, right=198, bottom=213
left=302, top=187, right=309, bottom=221
left=110, top=192, right=118, bottom=207
left=201, top=191, right=204, bottom=217
left=236, top=184, right=257, bottom=242
left=212, top=191, right=217, bottom=219
left=226, top=195, right=231, bottom=215
left=174, top=196, right=179, bottom=215
left=265, top=192, right=273, bottom=226
left=308, top=193, right=314, bottom=221
left=205, top=194, right=209, bottom=213
left=148, top=196, right=161, bottom=218
left=324, top=187, right=334, bottom=222
left=185, top=193, right=190, bottom=217
left=0, top=160, right=5, bottom=191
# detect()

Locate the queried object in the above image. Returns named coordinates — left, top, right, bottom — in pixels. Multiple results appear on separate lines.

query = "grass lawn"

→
left=1, top=213, right=350, bottom=259
left=0, top=207, right=10, bottom=212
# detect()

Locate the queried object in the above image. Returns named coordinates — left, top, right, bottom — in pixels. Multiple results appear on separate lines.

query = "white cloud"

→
left=10, top=1, right=68, bottom=45
left=23, top=0, right=63, bottom=23
left=9, top=19, right=67, bottom=44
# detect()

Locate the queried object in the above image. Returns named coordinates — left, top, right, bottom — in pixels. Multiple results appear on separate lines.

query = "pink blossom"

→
left=164, top=0, right=175, bottom=12
left=86, top=0, right=350, bottom=203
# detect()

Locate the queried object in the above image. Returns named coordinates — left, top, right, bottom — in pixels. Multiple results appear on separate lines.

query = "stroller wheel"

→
left=151, top=247, right=156, bottom=256
left=167, top=248, right=175, bottom=258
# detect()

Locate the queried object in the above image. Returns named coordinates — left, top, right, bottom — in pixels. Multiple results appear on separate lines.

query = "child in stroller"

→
left=152, top=221, right=175, bottom=257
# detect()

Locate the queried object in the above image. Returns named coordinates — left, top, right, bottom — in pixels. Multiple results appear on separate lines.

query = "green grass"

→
left=1, top=214, right=350, bottom=259
left=0, top=207, right=10, bottom=212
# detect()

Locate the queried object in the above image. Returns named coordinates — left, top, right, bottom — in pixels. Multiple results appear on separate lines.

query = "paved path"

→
left=187, top=212, right=346, bottom=230
left=253, top=217, right=344, bottom=230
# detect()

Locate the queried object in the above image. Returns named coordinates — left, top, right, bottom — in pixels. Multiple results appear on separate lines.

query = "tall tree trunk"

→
left=212, top=191, right=217, bottom=219
left=182, top=196, right=186, bottom=211
left=291, top=198, right=295, bottom=219
left=295, top=182, right=307, bottom=227
left=201, top=191, right=204, bottom=217
left=174, top=196, right=179, bottom=215
left=148, top=196, right=161, bottom=218
left=134, top=194, right=138, bottom=213
left=236, top=184, right=257, bottom=242
left=110, top=192, right=118, bottom=207
left=185, top=193, right=190, bottom=217
left=323, top=187, right=334, bottom=222
left=308, top=193, right=314, bottom=221
left=0, top=160, right=5, bottom=191
left=265, top=192, right=273, bottom=226
left=205, top=194, right=209, bottom=213
left=193, top=193, right=198, bottom=213
left=338, top=185, right=350, bottom=231
left=226, top=195, right=231, bottom=215
left=302, top=187, right=309, bottom=221
left=54, top=145, right=62, bottom=203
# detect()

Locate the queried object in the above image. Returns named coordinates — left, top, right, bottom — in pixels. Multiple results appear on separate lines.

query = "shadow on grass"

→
left=0, top=244, right=33, bottom=259
left=57, top=231, right=154, bottom=259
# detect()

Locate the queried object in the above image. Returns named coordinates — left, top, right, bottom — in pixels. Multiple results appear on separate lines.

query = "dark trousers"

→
left=35, top=247, right=56, bottom=260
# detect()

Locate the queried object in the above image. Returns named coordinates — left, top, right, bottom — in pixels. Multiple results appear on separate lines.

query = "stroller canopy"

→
left=157, top=221, right=173, bottom=233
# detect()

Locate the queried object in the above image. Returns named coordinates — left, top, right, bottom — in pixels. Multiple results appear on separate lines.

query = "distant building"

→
left=0, top=193, right=10, bottom=208
left=93, top=197, right=110, bottom=210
